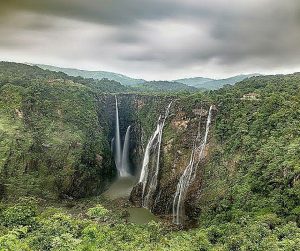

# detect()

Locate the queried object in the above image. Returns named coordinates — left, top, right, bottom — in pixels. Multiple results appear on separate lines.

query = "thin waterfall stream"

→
left=106, top=96, right=159, bottom=224
left=121, top=125, right=131, bottom=175
left=111, top=98, right=212, bottom=225
left=139, top=102, right=172, bottom=210
left=173, top=106, right=213, bottom=224
left=113, top=96, right=131, bottom=177
left=114, top=96, right=123, bottom=175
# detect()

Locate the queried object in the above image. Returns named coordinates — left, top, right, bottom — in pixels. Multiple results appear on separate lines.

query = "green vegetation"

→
left=175, top=74, right=260, bottom=90
left=0, top=198, right=299, bottom=250
left=132, top=81, right=198, bottom=93
left=199, top=73, right=300, bottom=225
left=0, top=62, right=129, bottom=93
left=0, top=62, right=299, bottom=250
left=0, top=62, right=115, bottom=200
left=36, top=64, right=146, bottom=86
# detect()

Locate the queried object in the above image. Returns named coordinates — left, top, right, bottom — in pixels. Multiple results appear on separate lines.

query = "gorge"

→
left=0, top=63, right=299, bottom=250
left=100, top=92, right=219, bottom=225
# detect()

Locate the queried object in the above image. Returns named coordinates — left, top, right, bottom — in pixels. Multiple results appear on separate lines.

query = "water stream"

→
left=103, top=176, right=158, bottom=224
left=121, top=125, right=131, bottom=176
left=173, top=106, right=213, bottom=224
left=107, top=97, right=158, bottom=223
left=139, top=102, right=172, bottom=210
left=114, top=96, right=131, bottom=177
left=114, top=96, right=123, bottom=176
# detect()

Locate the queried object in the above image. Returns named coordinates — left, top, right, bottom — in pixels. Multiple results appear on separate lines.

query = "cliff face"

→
left=100, top=94, right=216, bottom=223
left=2, top=63, right=299, bottom=231
left=0, top=82, right=115, bottom=200
left=0, top=82, right=215, bottom=222
left=132, top=102, right=217, bottom=223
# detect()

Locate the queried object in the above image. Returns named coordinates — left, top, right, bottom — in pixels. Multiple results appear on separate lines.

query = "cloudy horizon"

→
left=0, top=0, right=299, bottom=80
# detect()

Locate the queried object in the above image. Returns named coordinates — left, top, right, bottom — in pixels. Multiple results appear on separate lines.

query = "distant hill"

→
left=175, top=74, right=261, bottom=90
left=0, top=62, right=128, bottom=93
left=34, top=64, right=146, bottom=86
left=174, top=77, right=214, bottom=88
left=33, top=63, right=259, bottom=90
left=133, top=81, right=198, bottom=93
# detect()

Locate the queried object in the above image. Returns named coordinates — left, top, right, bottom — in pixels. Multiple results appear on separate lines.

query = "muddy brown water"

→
left=103, top=176, right=158, bottom=224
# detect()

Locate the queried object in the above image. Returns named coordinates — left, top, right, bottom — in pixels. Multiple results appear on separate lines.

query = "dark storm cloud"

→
left=0, top=0, right=299, bottom=79
left=0, top=0, right=186, bottom=25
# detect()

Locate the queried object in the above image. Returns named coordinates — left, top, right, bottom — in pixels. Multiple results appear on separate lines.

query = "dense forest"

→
left=132, top=80, right=198, bottom=93
left=0, top=62, right=299, bottom=250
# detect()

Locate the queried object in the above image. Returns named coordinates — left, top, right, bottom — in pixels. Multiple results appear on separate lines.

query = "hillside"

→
left=174, top=76, right=214, bottom=87
left=35, top=64, right=146, bottom=86
left=0, top=62, right=129, bottom=93
left=176, top=74, right=260, bottom=90
left=133, top=80, right=198, bottom=93
left=0, top=62, right=120, bottom=200
left=34, top=64, right=258, bottom=91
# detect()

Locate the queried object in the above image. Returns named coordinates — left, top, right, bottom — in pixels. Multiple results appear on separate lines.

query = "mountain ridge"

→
left=34, top=63, right=146, bottom=86
left=33, top=63, right=260, bottom=90
left=174, top=74, right=261, bottom=90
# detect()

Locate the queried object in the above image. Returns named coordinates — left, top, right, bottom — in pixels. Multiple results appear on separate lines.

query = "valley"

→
left=0, top=62, right=299, bottom=250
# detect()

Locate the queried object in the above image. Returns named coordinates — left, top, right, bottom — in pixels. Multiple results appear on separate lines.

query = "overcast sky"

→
left=0, top=0, right=299, bottom=80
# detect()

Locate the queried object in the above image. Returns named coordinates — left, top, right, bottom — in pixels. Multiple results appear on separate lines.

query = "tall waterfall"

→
left=114, top=96, right=131, bottom=177
left=139, top=102, right=172, bottom=209
left=173, top=106, right=213, bottom=224
left=121, top=125, right=131, bottom=176
left=114, top=96, right=122, bottom=173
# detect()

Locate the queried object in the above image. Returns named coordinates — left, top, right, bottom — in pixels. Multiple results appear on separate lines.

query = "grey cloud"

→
left=0, top=0, right=299, bottom=79
left=0, top=0, right=185, bottom=25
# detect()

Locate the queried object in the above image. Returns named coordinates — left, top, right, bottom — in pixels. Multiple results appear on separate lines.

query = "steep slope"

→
left=0, top=62, right=116, bottom=200
left=35, top=64, right=146, bottom=86
left=129, top=73, right=300, bottom=228
left=196, top=73, right=300, bottom=227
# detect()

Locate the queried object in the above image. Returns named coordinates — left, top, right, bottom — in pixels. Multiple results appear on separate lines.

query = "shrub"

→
left=86, top=205, right=109, bottom=220
left=0, top=205, right=36, bottom=228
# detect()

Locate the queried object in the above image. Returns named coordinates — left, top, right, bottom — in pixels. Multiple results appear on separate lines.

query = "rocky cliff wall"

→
left=97, top=94, right=217, bottom=224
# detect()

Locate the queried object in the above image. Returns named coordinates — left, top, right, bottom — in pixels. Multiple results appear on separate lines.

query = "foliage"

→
left=0, top=62, right=114, bottom=200
left=86, top=205, right=109, bottom=220
left=198, top=73, right=300, bottom=228
left=132, top=80, right=198, bottom=93
left=0, top=200, right=299, bottom=250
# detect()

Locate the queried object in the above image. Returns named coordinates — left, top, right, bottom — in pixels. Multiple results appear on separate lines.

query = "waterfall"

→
left=173, top=106, right=213, bottom=224
left=111, top=137, right=115, bottom=154
left=120, top=125, right=131, bottom=177
left=139, top=102, right=172, bottom=209
left=114, top=96, right=131, bottom=177
left=114, top=96, right=122, bottom=173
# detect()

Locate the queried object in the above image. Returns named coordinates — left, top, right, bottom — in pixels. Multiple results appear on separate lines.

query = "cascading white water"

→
left=173, top=106, right=213, bottom=224
left=114, top=96, right=131, bottom=177
left=139, top=121, right=161, bottom=193
left=114, top=96, right=122, bottom=173
left=139, top=102, right=172, bottom=209
left=120, top=125, right=131, bottom=177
